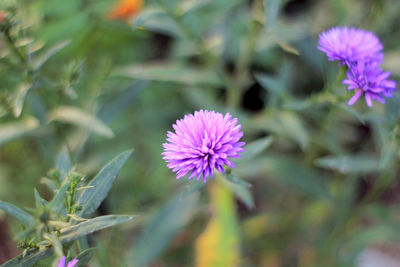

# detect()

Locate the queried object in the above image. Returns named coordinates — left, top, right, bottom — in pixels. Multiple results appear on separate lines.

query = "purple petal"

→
left=67, top=259, right=79, bottom=267
left=348, top=90, right=363, bottom=106
left=58, top=256, right=66, bottom=267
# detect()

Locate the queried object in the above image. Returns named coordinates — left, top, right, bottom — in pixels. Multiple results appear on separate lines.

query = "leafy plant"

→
left=0, top=149, right=133, bottom=266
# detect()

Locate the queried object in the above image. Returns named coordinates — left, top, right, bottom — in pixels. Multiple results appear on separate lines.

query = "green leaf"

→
left=133, top=8, right=165, bottom=29
left=37, top=12, right=89, bottom=44
left=182, top=87, right=219, bottom=111
left=126, top=193, right=198, bottom=266
left=225, top=173, right=252, bottom=188
left=96, top=242, right=110, bottom=266
left=32, top=40, right=70, bottom=70
left=15, top=38, right=35, bottom=47
left=255, top=62, right=292, bottom=106
left=98, top=81, right=149, bottom=122
left=385, top=92, right=400, bottom=125
left=76, top=248, right=96, bottom=267
left=0, top=248, right=53, bottom=267
left=255, top=73, right=286, bottom=99
left=182, top=178, right=206, bottom=197
left=272, top=32, right=300, bottom=55
left=225, top=181, right=254, bottom=209
left=265, top=157, right=331, bottom=198
left=48, top=106, right=114, bottom=138
left=59, top=215, right=135, bottom=244
left=13, top=82, right=33, bottom=118
left=338, top=103, right=366, bottom=125
left=265, top=0, right=281, bottom=31
left=34, top=189, right=47, bottom=209
left=262, top=111, right=309, bottom=149
left=0, top=200, right=34, bottom=225
left=56, top=146, right=73, bottom=181
left=49, top=179, right=71, bottom=215
left=240, top=136, right=273, bottom=162
left=2, top=216, right=132, bottom=267
left=14, top=226, right=37, bottom=241
left=76, top=150, right=133, bottom=218
left=115, top=63, right=222, bottom=86
left=43, top=233, right=63, bottom=257
left=178, top=0, right=212, bottom=15
left=40, top=177, right=58, bottom=192
left=133, top=11, right=182, bottom=36
left=0, top=117, right=39, bottom=145
left=315, top=155, right=380, bottom=174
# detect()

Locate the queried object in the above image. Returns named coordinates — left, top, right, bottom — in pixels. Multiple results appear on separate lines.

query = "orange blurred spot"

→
left=108, top=0, right=143, bottom=21
left=0, top=11, right=6, bottom=22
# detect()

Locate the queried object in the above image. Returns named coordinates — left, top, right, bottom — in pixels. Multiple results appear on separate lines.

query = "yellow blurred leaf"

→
left=195, top=182, right=240, bottom=267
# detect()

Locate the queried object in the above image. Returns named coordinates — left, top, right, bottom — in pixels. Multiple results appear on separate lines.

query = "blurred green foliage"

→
left=0, top=0, right=400, bottom=266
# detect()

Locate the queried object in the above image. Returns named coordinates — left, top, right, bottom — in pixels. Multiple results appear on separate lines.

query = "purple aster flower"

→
left=343, top=61, right=397, bottom=107
left=162, top=110, right=245, bottom=183
left=318, top=26, right=383, bottom=65
left=58, top=256, right=79, bottom=267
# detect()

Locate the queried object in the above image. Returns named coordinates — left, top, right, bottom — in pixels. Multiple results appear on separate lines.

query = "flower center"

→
left=201, top=144, right=214, bottom=155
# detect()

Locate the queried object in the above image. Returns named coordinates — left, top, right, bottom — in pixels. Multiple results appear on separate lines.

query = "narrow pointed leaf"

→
left=49, top=179, right=71, bottom=215
left=0, top=117, right=39, bottom=145
left=33, top=40, right=70, bottom=70
left=48, top=106, right=114, bottom=138
left=43, top=233, right=63, bottom=256
left=240, top=136, right=273, bottom=162
left=262, top=111, right=309, bottom=149
left=0, top=200, right=34, bottom=225
left=0, top=248, right=53, bottom=267
left=13, top=82, right=33, bottom=117
left=182, top=179, right=206, bottom=197
left=267, top=157, right=331, bottom=198
left=225, top=174, right=252, bottom=188
left=76, top=150, right=133, bottom=218
left=1, top=216, right=132, bottom=267
left=265, top=0, right=281, bottom=31
left=76, top=248, right=96, bottom=267
left=56, top=146, right=73, bottom=181
left=223, top=175, right=254, bottom=209
left=228, top=183, right=254, bottom=209
left=178, top=0, right=212, bottom=15
left=34, top=189, right=47, bottom=209
left=315, top=155, right=380, bottom=174
left=60, top=215, right=135, bottom=243
left=40, top=177, right=58, bottom=192
left=115, top=63, right=222, bottom=86
left=133, top=8, right=164, bottom=29
left=255, top=73, right=286, bottom=98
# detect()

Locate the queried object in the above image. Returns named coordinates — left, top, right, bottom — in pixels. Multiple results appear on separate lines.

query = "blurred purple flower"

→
left=343, top=61, right=397, bottom=107
left=318, top=26, right=383, bottom=65
left=162, top=110, right=245, bottom=183
left=58, top=256, right=79, bottom=267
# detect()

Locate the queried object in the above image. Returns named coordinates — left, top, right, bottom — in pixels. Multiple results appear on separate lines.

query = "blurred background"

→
left=1, top=0, right=400, bottom=266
